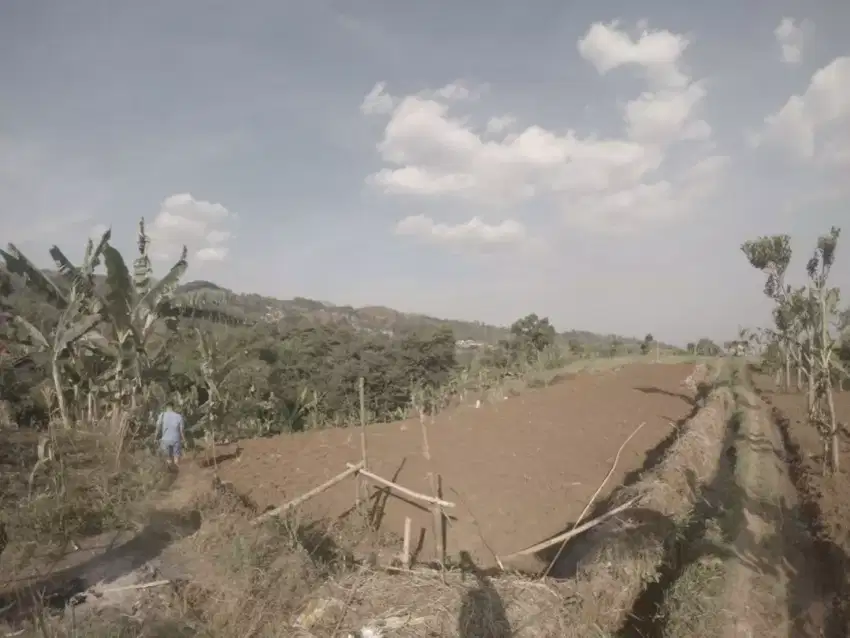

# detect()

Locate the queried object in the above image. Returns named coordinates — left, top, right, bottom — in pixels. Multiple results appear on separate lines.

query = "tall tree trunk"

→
left=784, top=345, right=791, bottom=393
left=807, top=366, right=815, bottom=415
left=52, top=358, right=72, bottom=430
left=828, top=386, right=839, bottom=473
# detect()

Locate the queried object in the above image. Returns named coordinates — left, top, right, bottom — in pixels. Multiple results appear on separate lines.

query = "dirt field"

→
left=207, top=363, right=698, bottom=570
left=753, top=372, right=850, bottom=637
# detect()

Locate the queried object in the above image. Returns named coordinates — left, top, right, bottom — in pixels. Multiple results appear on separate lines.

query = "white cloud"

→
left=486, top=115, right=516, bottom=135
left=147, top=193, right=237, bottom=262
left=425, top=81, right=484, bottom=102
left=362, top=21, right=722, bottom=242
left=395, top=214, right=526, bottom=248
left=774, top=18, right=807, bottom=66
left=576, top=21, right=690, bottom=88
left=755, top=57, right=850, bottom=160
left=360, top=82, right=396, bottom=115
left=624, top=82, right=711, bottom=144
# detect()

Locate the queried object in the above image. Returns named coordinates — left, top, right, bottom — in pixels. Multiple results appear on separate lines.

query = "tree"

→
left=803, top=228, right=842, bottom=471
left=695, top=338, right=721, bottom=356
left=741, top=234, right=798, bottom=391
left=742, top=227, right=843, bottom=473
left=509, top=314, right=556, bottom=354
left=640, top=333, right=654, bottom=356
left=568, top=339, right=583, bottom=357
left=1, top=237, right=110, bottom=429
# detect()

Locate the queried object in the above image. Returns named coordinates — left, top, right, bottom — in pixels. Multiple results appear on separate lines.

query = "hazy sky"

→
left=1, top=0, right=848, bottom=345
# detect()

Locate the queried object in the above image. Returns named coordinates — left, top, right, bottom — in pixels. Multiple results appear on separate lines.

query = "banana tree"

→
left=805, top=228, right=842, bottom=473
left=6, top=307, right=102, bottom=429
left=1, top=241, right=110, bottom=429
left=90, top=220, right=188, bottom=408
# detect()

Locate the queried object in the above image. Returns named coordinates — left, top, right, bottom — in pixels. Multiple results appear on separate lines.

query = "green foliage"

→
left=740, top=234, right=792, bottom=299
left=640, top=333, right=654, bottom=355
left=1, top=225, right=660, bottom=441
left=742, top=226, right=844, bottom=472
left=695, top=338, right=721, bottom=356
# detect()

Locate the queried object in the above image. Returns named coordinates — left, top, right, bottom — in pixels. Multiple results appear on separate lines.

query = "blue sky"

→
left=1, top=0, right=848, bottom=345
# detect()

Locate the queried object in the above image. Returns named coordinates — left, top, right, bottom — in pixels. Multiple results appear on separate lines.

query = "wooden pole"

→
left=252, top=462, right=364, bottom=525
left=345, top=463, right=455, bottom=507
left=402, top=517, right=412, bottom=569
left=358, top=377, right=368, bottom=506
left=419, top=406, right=445, bottom=567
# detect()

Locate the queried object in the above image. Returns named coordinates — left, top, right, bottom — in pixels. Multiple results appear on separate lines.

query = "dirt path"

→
left=721, top=386, right=814, bottom=637
left=650, top=371, right=828, bottom=638
left=754, top=374, right=850, bottom=637
left=214, top=363, right=698, bottom=569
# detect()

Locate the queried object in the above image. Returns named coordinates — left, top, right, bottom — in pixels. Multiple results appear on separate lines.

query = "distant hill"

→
left=0, top=256, right=674, bottom=350
left=175, top=280, right=673, bottom=350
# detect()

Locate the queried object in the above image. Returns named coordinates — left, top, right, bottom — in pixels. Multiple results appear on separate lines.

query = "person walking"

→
left=155, top=402, right=186, bottom=468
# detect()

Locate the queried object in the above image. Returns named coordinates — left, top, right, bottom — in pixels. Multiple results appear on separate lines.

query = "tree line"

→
left=740, top=227, right=850, bottom=473
left=0, top=221, right=578, bottom=444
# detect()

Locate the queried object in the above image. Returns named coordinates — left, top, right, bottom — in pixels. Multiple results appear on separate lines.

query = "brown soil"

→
left=209, top=363, right=698, bottom=570
left=752, top=373, right=850, bottom=637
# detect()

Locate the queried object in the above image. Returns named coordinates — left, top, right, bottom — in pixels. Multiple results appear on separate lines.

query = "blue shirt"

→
left=157, top=410, right=185, bottom=443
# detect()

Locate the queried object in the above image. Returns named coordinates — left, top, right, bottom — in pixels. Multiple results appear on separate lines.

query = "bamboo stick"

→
left=498, top=496, right=640, bottom=561
left=345, top=463, right=455, bottom=507
left=252, top=462, right=364, bottom=525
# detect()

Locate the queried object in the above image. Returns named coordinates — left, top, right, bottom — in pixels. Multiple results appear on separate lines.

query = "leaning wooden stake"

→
left=498, top=496, right=641, bottom=561
left=252, top=462, right=364, bottom=525
left=345, top=464, right=455, bottom=507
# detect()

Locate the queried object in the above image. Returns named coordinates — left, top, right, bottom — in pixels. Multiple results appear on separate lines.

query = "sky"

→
left=1, top=0, right=848, bottom=346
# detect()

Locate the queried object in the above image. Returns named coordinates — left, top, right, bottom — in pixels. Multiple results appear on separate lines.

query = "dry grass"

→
left=1, top=425, right=167, bottom=581
left=660, top=520, right=728, bottom=637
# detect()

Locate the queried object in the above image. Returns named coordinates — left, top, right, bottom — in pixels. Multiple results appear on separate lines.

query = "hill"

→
left=175, top=280, right=669, bottom=350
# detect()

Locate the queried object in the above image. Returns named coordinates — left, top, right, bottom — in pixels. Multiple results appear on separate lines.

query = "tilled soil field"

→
left=212, top=363, right=699, bottom=570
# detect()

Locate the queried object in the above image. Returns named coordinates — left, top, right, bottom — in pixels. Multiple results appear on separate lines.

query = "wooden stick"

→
left=345, top=463, right=456, bottom=508
left=402, top=517, right=412, bottom=568
left=419, top=407, right=445, bottom=567
left=252, top=462, right=364, bottom=525
left=436, top=474, right=446, bottom=565
left=98, top=579, right=171, bottom=594
left=358, top=377, right=368, bottom=506
left=541, top=421, right=647, bottom=578
left=498, top=496, right=640, bottom=561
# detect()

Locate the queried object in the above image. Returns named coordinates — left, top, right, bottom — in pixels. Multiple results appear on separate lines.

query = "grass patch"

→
left=661, top=521, right=728, bottom=637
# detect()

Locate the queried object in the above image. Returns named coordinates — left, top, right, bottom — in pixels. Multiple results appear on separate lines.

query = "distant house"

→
left=455, top=339, right=484, bottom=350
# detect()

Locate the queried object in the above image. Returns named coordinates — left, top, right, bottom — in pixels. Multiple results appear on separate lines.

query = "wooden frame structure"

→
left=250, top=377, right=453, bottom=568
